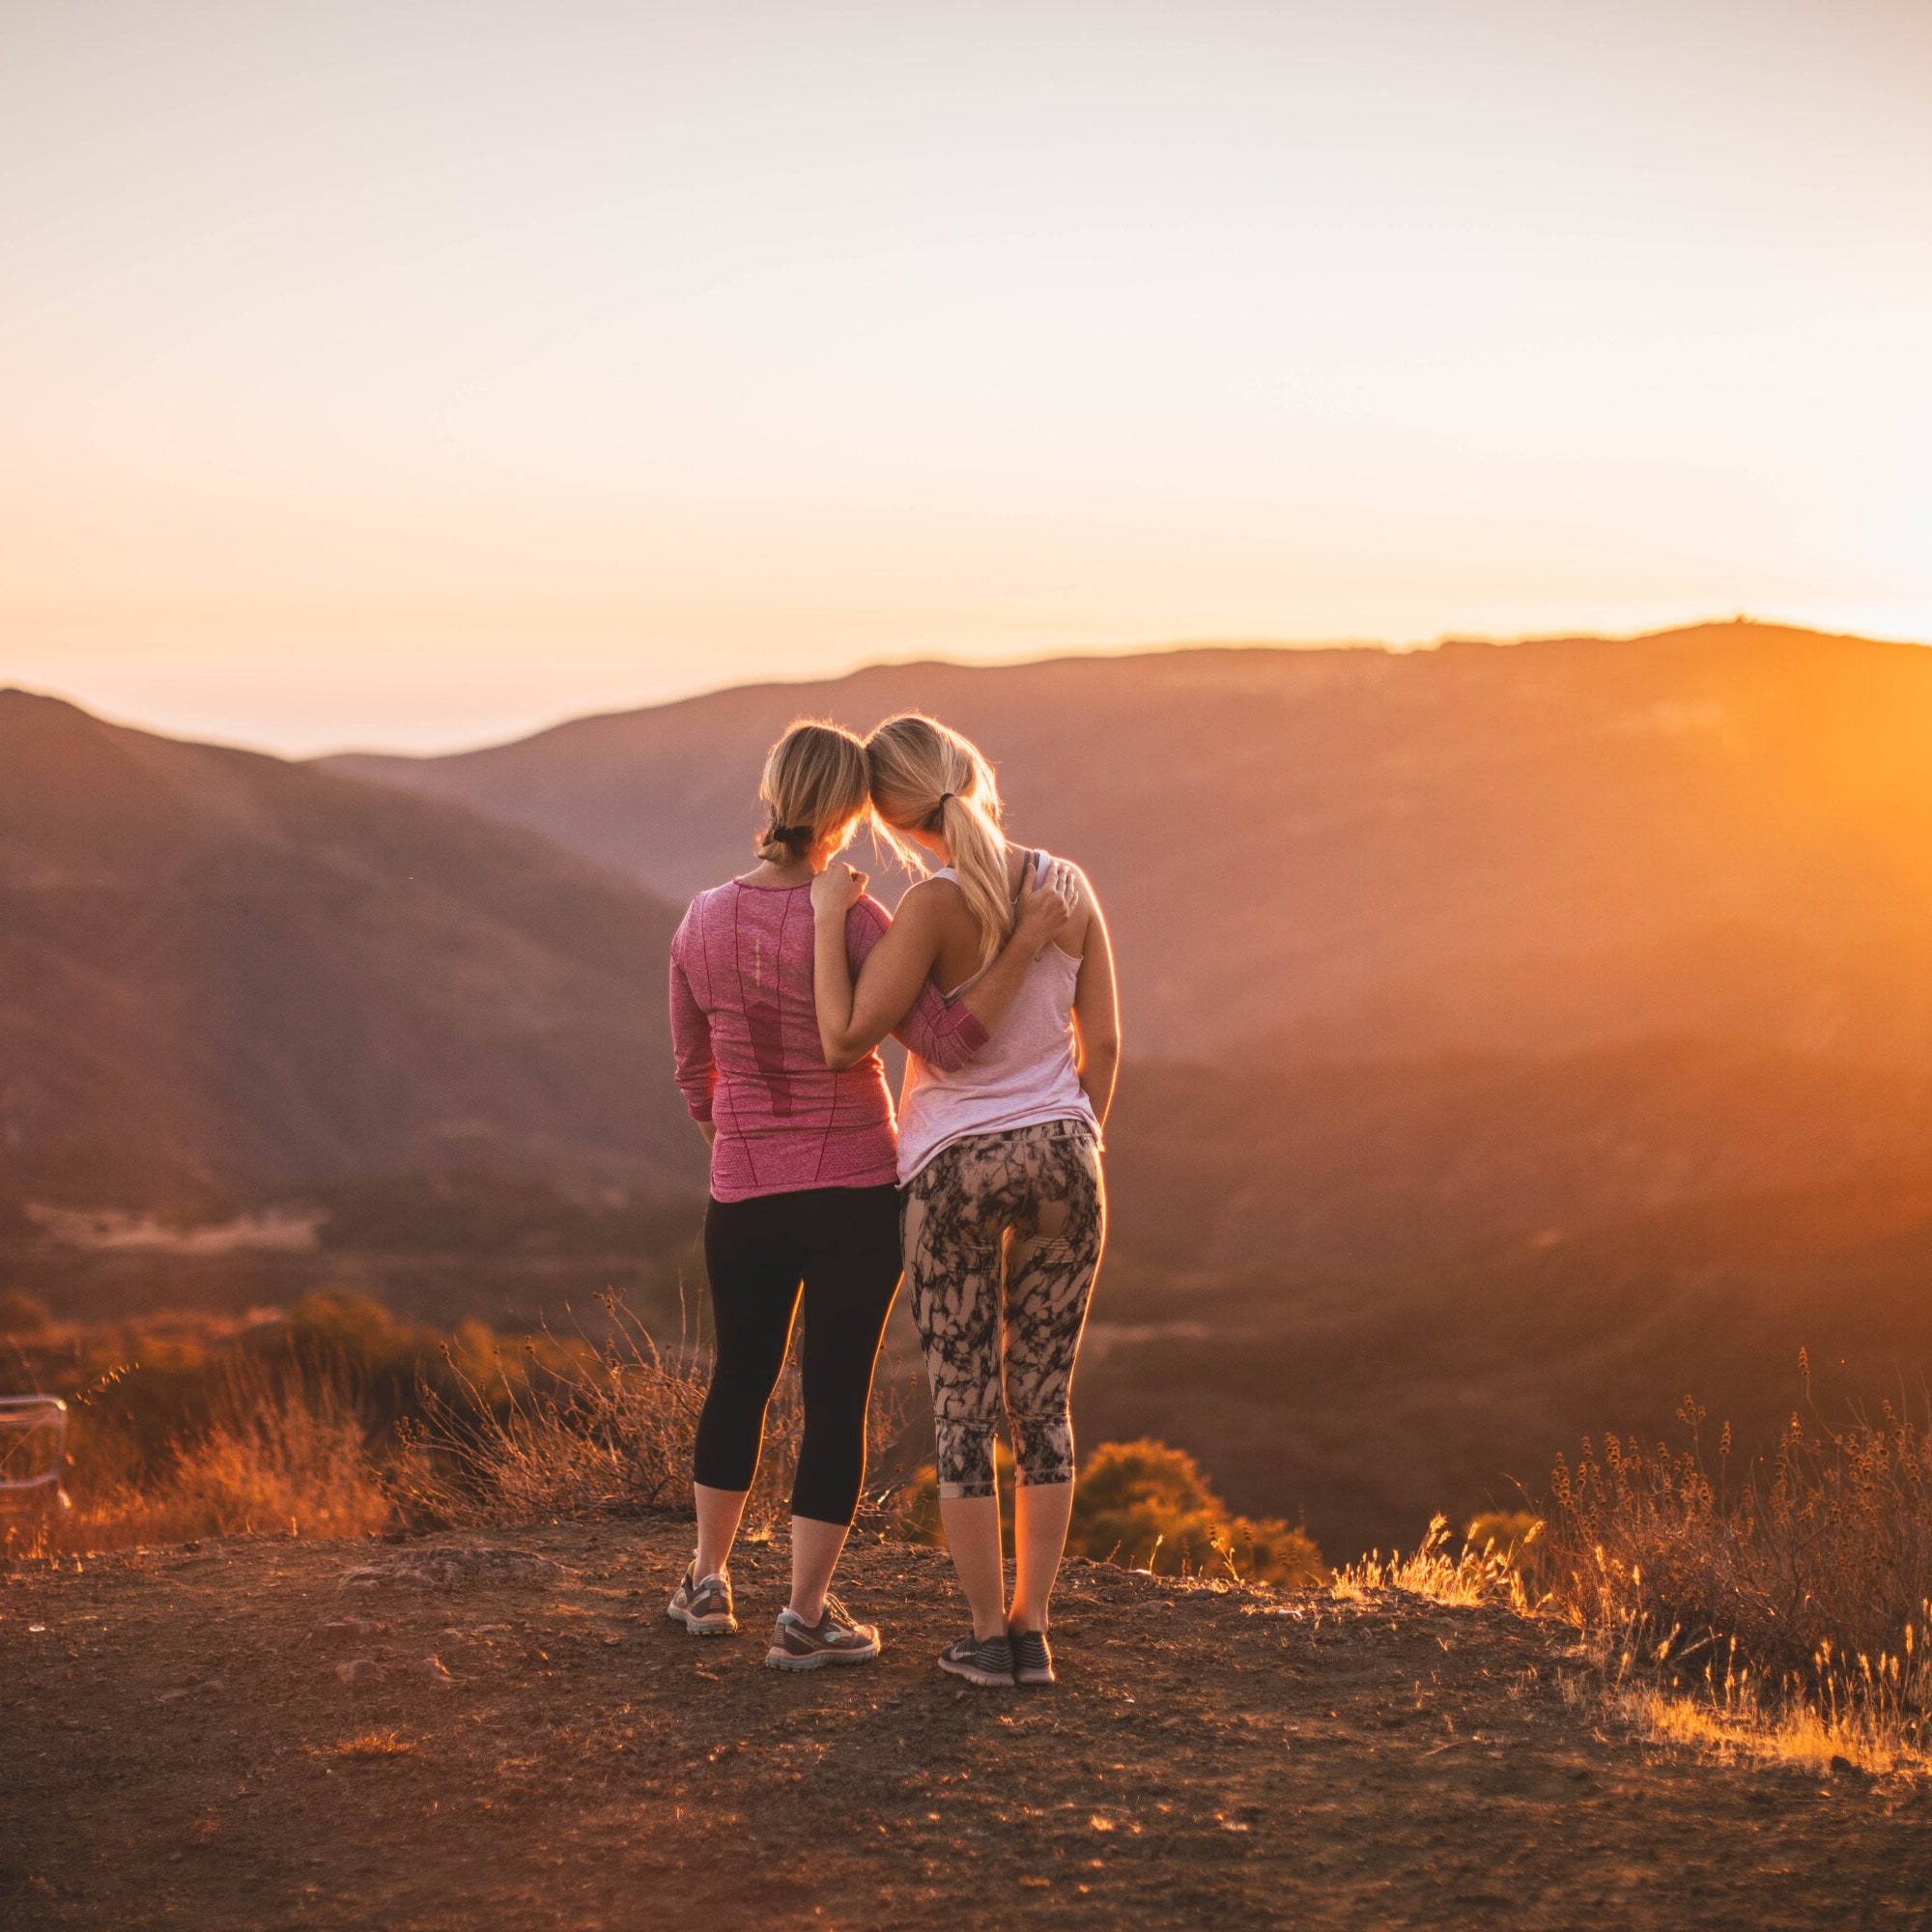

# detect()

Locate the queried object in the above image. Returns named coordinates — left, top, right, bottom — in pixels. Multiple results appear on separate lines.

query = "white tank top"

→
left=895, top=849, right=1099, bottom=1181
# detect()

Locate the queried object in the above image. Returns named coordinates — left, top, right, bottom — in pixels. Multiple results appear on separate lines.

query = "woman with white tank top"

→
left=810, top=713, right=1121, bottom=1690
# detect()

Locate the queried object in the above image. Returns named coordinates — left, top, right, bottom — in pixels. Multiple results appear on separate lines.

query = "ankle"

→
left=1009, top=1607, right=1048, bottom=1634
left=787, top=1595, right=826, bottom=1627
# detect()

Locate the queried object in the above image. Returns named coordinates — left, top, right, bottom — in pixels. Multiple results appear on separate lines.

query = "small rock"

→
left=417, top=1656, right=453, bottom=1684
left=317, top=1618, right=384, bottom=1642
left=335, top=1658, right=385, bottom=1687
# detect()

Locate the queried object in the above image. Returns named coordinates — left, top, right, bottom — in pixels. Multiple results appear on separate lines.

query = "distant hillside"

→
left=1105, top=1037, right=1932, bottom=1273
left=0, top=690, right=703, bottom=1204
left=326, top=623, right=1932, bottom=1063
left=1087, top=1158, right=1932, bottom=1553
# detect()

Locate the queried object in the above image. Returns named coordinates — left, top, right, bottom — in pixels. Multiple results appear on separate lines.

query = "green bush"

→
left=1070, top=1438, right=1325, bottom=1585
left=902, top=1435, right=1325, bottom=1587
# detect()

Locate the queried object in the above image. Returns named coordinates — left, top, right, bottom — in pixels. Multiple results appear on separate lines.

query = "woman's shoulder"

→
left=1031, top=849, right=1100, bottom=956
left=676, top=877, right=747, bottom=933
left=897, top=869, right=966, bottom=904
left=895, top=873, right=970, bottom=926
left=1039, top=848, right=1098, bottom=904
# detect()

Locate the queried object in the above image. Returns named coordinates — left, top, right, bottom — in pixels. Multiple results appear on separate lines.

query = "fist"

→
left=811, top=863, right=867, bottom=917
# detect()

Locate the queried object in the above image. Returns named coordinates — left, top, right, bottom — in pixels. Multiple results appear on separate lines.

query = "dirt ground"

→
left=4, top=1517, right=1929, bottom=1931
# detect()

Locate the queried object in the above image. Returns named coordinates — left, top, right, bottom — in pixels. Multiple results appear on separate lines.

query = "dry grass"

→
left=1614, top=1672, right=1929, bottom=1776
left=4, top=1293, right=913, bottom=1562
left=1329, top=1512, right=1535, bottom=1609
left=6, top=1363, right=389, bottom=1559
left=392, top=1293, right=906, bottom=1533
left=313, top=1731, right=419, bottom=1761
left=1542, top=1380, right=1932, bottom=1774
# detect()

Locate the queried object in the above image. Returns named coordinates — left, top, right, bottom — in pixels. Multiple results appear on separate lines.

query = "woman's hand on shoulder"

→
left=811, top=862, right=868, bottom=920
left=1013, top=864, right=1077, bottom=952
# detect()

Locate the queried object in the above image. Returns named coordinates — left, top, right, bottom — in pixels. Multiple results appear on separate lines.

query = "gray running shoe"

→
left=1010, top=1627, right=1055, bottom=1686
left=937, top=1632, right=1015, bottom=1688
left=667, top=1563, right=737, bottom=1635
left=765, top=1595, right=882, bottom=1670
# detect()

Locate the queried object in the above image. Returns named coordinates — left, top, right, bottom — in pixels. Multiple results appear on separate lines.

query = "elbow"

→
left=822, top=1036, right=867, bottom=1071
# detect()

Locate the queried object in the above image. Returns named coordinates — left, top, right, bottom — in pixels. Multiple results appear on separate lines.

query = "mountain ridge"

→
left=0, top=689, right=702, bottom=1203
left=321, top=621, right=1932, bottom=1063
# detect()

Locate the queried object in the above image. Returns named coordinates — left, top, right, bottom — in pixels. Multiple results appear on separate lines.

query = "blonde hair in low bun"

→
left=755, top=720, right=869, bottom=865
left=865, top=713, right=1011, bottom=965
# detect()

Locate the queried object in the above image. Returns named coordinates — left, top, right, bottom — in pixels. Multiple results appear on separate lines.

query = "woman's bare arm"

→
left=810, top=866, right=1071, bottom=1070
left=1069, top=876, right=1121, bottom=1128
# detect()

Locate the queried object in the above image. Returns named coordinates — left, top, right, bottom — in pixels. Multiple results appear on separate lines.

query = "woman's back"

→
left=672, top=878, right=897, bottom=1200
left=895, top=850, right=1096, bottom=1180
left=671, top=876, right=989, bottom=1200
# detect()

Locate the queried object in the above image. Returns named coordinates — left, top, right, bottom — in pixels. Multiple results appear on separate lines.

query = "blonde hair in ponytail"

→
left=754, top=720, right=869, bottom=865
left=865, top=714, right=1011, bottom=965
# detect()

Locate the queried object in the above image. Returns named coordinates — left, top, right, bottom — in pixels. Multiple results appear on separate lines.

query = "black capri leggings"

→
left=693, top=1182, right=902, bottom=1526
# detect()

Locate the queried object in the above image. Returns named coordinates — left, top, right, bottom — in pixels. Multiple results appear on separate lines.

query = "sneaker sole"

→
left=764, top=1642, right=880, bottom=1670
left=667, top=1605, right=738, bottom=1635
left=937, top=1654, right=1014, bottom=1689
left=1014, top=1664, right=1056, bottom=1686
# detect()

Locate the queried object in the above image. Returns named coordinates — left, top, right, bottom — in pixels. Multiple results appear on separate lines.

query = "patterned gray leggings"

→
left=902, top=1120, right=1105, bottom=1499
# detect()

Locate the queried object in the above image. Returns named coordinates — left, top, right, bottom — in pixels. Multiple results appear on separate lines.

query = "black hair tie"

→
left=768, top=821, right=810, bottom=850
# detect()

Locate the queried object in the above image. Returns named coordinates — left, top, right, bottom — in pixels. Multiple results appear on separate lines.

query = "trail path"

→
left=4, top=1519, right=1927, bottom=1929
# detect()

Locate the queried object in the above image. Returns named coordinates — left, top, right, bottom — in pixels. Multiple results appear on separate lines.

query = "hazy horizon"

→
left=17, top=612, right=1930, bottom=761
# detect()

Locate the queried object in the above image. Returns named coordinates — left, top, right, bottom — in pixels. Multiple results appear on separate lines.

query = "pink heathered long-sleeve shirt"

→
left=668, top=880, right=990, bottom=1202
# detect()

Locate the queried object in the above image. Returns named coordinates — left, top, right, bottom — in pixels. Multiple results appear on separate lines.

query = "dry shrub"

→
left=8, top=1361, right=389, bottom=1558
left=1542, top=1383, right=1932, bottom=1771
left=393, top=1293, right=906, bottom=1531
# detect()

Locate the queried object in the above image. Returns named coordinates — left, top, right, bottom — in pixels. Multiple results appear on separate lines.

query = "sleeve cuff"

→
left=952, top=1008, right=990, bottom=1052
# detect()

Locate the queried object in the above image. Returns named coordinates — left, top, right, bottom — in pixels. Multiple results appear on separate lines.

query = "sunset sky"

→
left=2, top=0, right=1928, bottom=753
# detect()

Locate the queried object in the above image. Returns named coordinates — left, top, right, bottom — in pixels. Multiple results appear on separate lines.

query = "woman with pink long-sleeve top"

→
left=665, top=720, right=1068, bottom=1669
